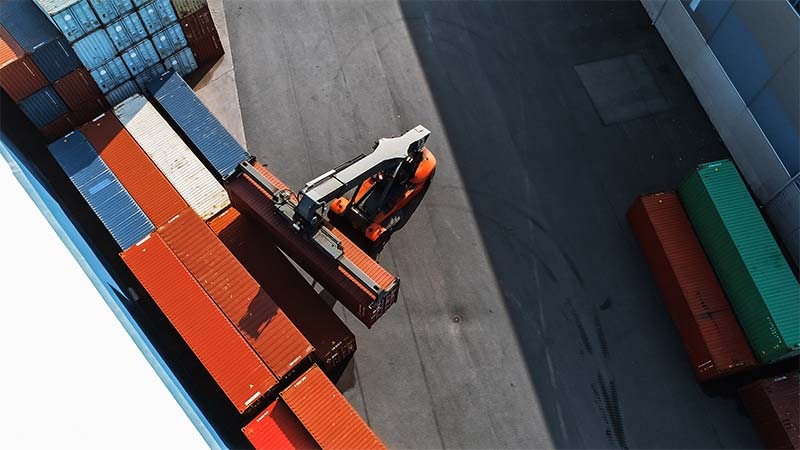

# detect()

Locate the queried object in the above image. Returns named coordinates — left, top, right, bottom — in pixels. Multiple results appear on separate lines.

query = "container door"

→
left=52, top=9, right=85, bottom=43
left=90, top=0, right=121, bottom=25
left=70, top=1, right=101, bottom=35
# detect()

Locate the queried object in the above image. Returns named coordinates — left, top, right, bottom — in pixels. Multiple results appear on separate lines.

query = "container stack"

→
left=739, top=373, right=800, bottom=449
left=174, top=0, right=223, bottom=67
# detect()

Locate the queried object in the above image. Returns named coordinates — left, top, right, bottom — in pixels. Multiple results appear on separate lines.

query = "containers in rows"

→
left=280, top=365, right=385, bottom=450
left=0, top=24, right=49, bottom=102
left=48, top=130, right=154, bottom=249
left=113, top=94, right=229, bottom=220
left=72, top=28, right=116, bottom=70
left=121, top=38, right=158, bottom=75
left=106, top=10, right=147, bottom=52
left=170, top=0, right=207, bottom=19
left=121, top=232, right=277, bottom=413
left=163, top=46, right=196, bottom=77
left=138, top=0, right=177, bottom=34
left=678, top=160, right=800, bottom=363
left=738, top=373, right=800, bottom=449
left=88, top=0, right=135, bottom=25
left=35, top=0, right=100, bottom=42
left=151, top=22, right=187, bottom=59
left=90, top=55, right=130, bottom=93
left=627, top=193, right=756, bottom=381
left=157, top=209, right=314, bottom=379
left=148, top=71, right=249, bottom=180
left=243, top=399, right=319, bottom=450
left=19, top=86, right=69, bottom=128
left=105, top=79, right=138, bottom=106
left=80, top=112, right=188, bottom=227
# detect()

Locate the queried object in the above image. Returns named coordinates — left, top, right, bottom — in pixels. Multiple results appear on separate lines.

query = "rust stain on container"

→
left=281, top=365, right=386, bottom=450
left=0, top=25, right=47, bottom=103
left=121, top=233, right=276, bottom=413
left=81, top=113, right=188, bottom=227
left=157, top=209, right=314, bottom=379
left=628, top=192, right=756, bottom=381
left=209, top=207, right=356, bottom=377
left=243, top=399, right=320, bottom=450
left=739, top=373, right=800, bottom=449
left=227, top=162, right=399, bottom=328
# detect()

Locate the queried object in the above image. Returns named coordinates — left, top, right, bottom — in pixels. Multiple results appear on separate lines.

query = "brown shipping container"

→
left=81, top=113, right=188, bottom=227
left=739, top=373, right=800, bottom=449
left=121, top=232, right=277, bottom=413
left=180, top=6, right=217, bottom=43
left=281, top=365, right=385, bottom=450
left=157, top=209, right=314, bottom=379
left=39, top=113, right=75, bottom=141
left=243, top=398, right=320, bottom=450
left=190, top=33, right=223, bottom=66
left=627, top=192, right=756, bottom=381
left=0, top=25, right=47, bottom=103
left=209, top=207, right=356, bottom=377
left=53, top=68, right=103, bottom=110
left=69, top=95, right=108, bottom=126
left=227, top=162, right=399, bottom=328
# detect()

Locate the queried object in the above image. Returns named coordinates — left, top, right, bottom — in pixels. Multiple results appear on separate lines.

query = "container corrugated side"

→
left=31, top=36, right=81, bottom=82
left=113, top=94, right=229, bottom=220
left=90, top=55, right=130, bottom=93
left=243, top=399, right=320, bottom=450
left=138, top=0, right=177, bottom=34
left=148, top=71, right=249, bottom=180
left=133, top=62, right=165, bottom=90
left=228, top=162, right=399, bottom=328
left=0, top=24, right=22, bottom=69
left=53, top=67, right=104, bottom=110
left=0, top=25, right=49, bottom=103
left=69, top=94, right=107, bottom=124
left=158, top=209, right=314, bottom=379
left=40, top=113, right=76, bottom=141
left=88, top=0, right=134, bottom=25
left=121, top=233, right=277, bottom=413
left=106, top=11, right=148, bottom=52
left=179, top=5, right=214, bottom=43
left=739, top=373, right=800, bottom=449
left=48, top=130, right=154, bottom=249
left=163, top=46, right=196, bottom=77
left=281, top=365, right=385, bottom=450
left=627, top=193, right=756, bottom=381
left=105, top=79, right=138, bottom=106
left=72, top=28, right=116, bottom=70
left=189, top=33, right=222, bottom=67
left=209, top=207, right=356, bottom=378
left=170, top=0, right=206, bottom=19
left=151, top=22, right=187, bottom=59
left=19, top=86, right=69, bottom=128
left=0, top=0, right=61, bottom=53
left=121, top=38, right=159, bottom=76
left=678, top=160, right=800, bottom=362
left=81, top=112, right=188, bottom=227
left=37, top=0, right=100, bottom=42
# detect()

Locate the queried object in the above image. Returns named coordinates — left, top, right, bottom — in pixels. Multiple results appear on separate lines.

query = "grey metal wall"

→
left=643, top=0, right=800, bottom=266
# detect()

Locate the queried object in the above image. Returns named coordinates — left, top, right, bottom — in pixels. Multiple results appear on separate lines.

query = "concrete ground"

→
left=223, top=1, right=761, bottom=448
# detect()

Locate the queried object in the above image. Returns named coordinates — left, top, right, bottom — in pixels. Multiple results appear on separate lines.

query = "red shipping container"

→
left=39, top=113, right=75, bottom=141
left=53, top=68, right=103, bottom=110
left=627, top=192, right=756, bottom=381
left=243, top=399, right=320, bottom=450
left=190, top=33, right=224, bottom=66
left=0, top=25, right=48, bottom=103
left=69, top=95, right=108, bottom=126
left=281, top=365, right=385, bottom=450
left=227, top=162, right=399, bottom=328
left=157, top=209, right=314, bottom=379
left=180, top=6, right=217, bottom=44
left=209, top=207, right=356, bottom=377
left=121, top=233, right=277, bottom=413
left=739, top=373, right=800, bottom=449
left=81, top=113, right=188, bottom=227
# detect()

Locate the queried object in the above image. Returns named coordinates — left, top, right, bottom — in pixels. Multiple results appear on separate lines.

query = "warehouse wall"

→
left=642, top=0, right=800, bottom=266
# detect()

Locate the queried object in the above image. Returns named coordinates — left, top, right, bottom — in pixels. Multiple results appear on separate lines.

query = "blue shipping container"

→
left=151, top=23, right=187, bottom=59
left=106, top=11, right=148, bottom=52
left=30, top=36, right=82, bottom=82
left=134, top=63, right=165, bottom=90
left=137, top=0, right=177, bottom=34
left=90, top=56, right=132, bottom=93
left=121, top=39, right=159, bottom=76
left=105, top=79, right=139, bottom=106
left=18, top=87, right=69, bottom=128
left=48, top=130, right=154, bottom=250
left=148, top=71, right=251, bottom=180
left=89, top=0, right=135, bottom=24
left=162, top=47, right=197, bottom=78
left=73, top=28, right=117, bottom=70
left=0, top=0, right=61, bottom=52
left=44, top=0, right=101, bottom=42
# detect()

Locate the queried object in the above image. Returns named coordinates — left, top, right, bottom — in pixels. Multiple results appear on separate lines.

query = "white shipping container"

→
left=113, top=94, right=230, bottom=220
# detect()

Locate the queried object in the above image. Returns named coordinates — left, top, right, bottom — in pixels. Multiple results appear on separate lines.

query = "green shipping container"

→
left=678, top=160, right=800, bottom=363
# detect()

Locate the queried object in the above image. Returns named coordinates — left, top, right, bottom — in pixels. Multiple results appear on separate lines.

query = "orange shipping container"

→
left=81, top=113, right=188, bottom=228
left=157, top=209, right=313, bottom=379
left=281, top=365, right=385, bottom=450
left=121, top=233, right=276, bottom=413
left=209, top=207, right=356, bottom=378
left=0, top=25, right=48, bottom=102
left=243, top=399, right=320, bottom=450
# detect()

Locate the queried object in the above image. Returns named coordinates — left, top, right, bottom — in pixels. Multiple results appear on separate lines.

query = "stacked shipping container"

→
left=243, top=399, right=320, bottom=450
left=739, top=373, right=800, bottom=449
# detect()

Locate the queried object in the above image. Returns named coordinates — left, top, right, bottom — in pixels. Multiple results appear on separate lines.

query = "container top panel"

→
left=121, top=232, right=277, bottom=413
left=243, top=399, right=320, bottom=450
left=0, top=24, right=24, bottom=68
left=171, top=0, right=206, bottom=19
left=0, top=0, right=61, bottom=51
left=280, top=365, right=385, bottom=450
left=147, top=71, right=250, bottom=180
